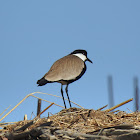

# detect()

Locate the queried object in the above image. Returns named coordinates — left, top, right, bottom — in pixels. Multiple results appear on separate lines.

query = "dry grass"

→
left=2, top=108, right=140, bottom=134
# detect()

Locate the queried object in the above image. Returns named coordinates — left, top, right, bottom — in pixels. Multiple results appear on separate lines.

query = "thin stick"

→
left=30, top=95, right=64, bottom=108
left=0, top=94, right=31, bottom=122
left=37, top=103, right=54, bottom=117
left=0, top=105, right=11, bottom=117
left=24, top=114, right=27, bottom=120
left=112, top=110, right=119, bottom=113
left=37, top=99, right=42, bottom=116
left=97, top=105, right=108, bottom=111
left=32, top=92, right=84, bottom=109
left=105, top=98, right=133, bottom=112
left=0, top=122, right=17, bottom=125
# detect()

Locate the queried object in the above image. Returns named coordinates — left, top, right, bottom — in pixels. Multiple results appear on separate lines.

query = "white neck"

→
left=73, top=53, right=87, bottom=62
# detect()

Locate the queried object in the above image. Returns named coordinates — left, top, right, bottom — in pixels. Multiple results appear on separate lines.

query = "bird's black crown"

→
left=70, top=49, right=87, bottom=57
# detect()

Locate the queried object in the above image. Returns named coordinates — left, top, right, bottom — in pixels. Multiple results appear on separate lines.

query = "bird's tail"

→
left=37, top=77, right=48, bottom=86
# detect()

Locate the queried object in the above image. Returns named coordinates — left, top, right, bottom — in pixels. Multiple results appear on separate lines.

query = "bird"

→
left=37, top=49, right=92, bottom=108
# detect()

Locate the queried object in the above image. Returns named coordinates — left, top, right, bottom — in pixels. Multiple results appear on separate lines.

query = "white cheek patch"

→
left=73, top=53, right=87, bottom=61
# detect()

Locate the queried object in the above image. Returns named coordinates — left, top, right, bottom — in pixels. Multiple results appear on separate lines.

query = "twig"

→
left=31, top=92, right=84, bottom=109
left=97, top=128, right=104, bottom=136
left=24, top=114, right=27, bottom=120
left=112, top=110, right=119, bottom=113
left=30, top=112, right=36, bottom=120
left=97, top=105, right=108, bottom=111
left=105, top=98, right=133, bottom=112
left=37, top=103, right=54, bottom=118
left=48, top=112, right=54, bottom=117
left=0, top=94, right=31, bottom=122
left=0, top=122, right=17, bottom=128
left=0, top=122, right=16, bottom=125
left=0, top=105, right=11, bottom=117
left=127, top=108, right=133, bottom=113
left=37, top=99, right=41, bottom=116
left=30, top=95, right=64, bottom=108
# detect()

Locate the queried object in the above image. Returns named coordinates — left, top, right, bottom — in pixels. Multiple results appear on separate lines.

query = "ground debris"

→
left=1, top=108, right=140, bottom=140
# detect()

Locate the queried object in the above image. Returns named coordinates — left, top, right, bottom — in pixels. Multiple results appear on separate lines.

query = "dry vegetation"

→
left=1, top=108, right=140, bottom=139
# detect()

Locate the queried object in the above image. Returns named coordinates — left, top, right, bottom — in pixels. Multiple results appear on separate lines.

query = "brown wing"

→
left=44, top=55, right=85, bottom=82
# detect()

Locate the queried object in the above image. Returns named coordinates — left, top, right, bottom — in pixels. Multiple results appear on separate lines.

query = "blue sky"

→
left=0, top=1, right=140, bottom=122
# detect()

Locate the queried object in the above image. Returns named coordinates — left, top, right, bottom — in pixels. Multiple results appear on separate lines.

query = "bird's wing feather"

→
left=44, top=55, right=85, bottom=82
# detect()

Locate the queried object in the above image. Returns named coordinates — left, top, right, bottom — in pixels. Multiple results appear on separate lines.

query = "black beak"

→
left=86, top=57, right=93, bottom=63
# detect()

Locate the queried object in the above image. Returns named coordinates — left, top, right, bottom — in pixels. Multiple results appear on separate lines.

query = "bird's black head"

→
left=70, top=49, right=87, bottom=57
left=70, top=49, right=93, bottom=63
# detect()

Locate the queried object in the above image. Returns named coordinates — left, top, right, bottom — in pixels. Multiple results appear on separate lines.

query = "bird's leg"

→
left=61, top=84, right=67, bottom=109
left=65, top=84, right=72, bottom=108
